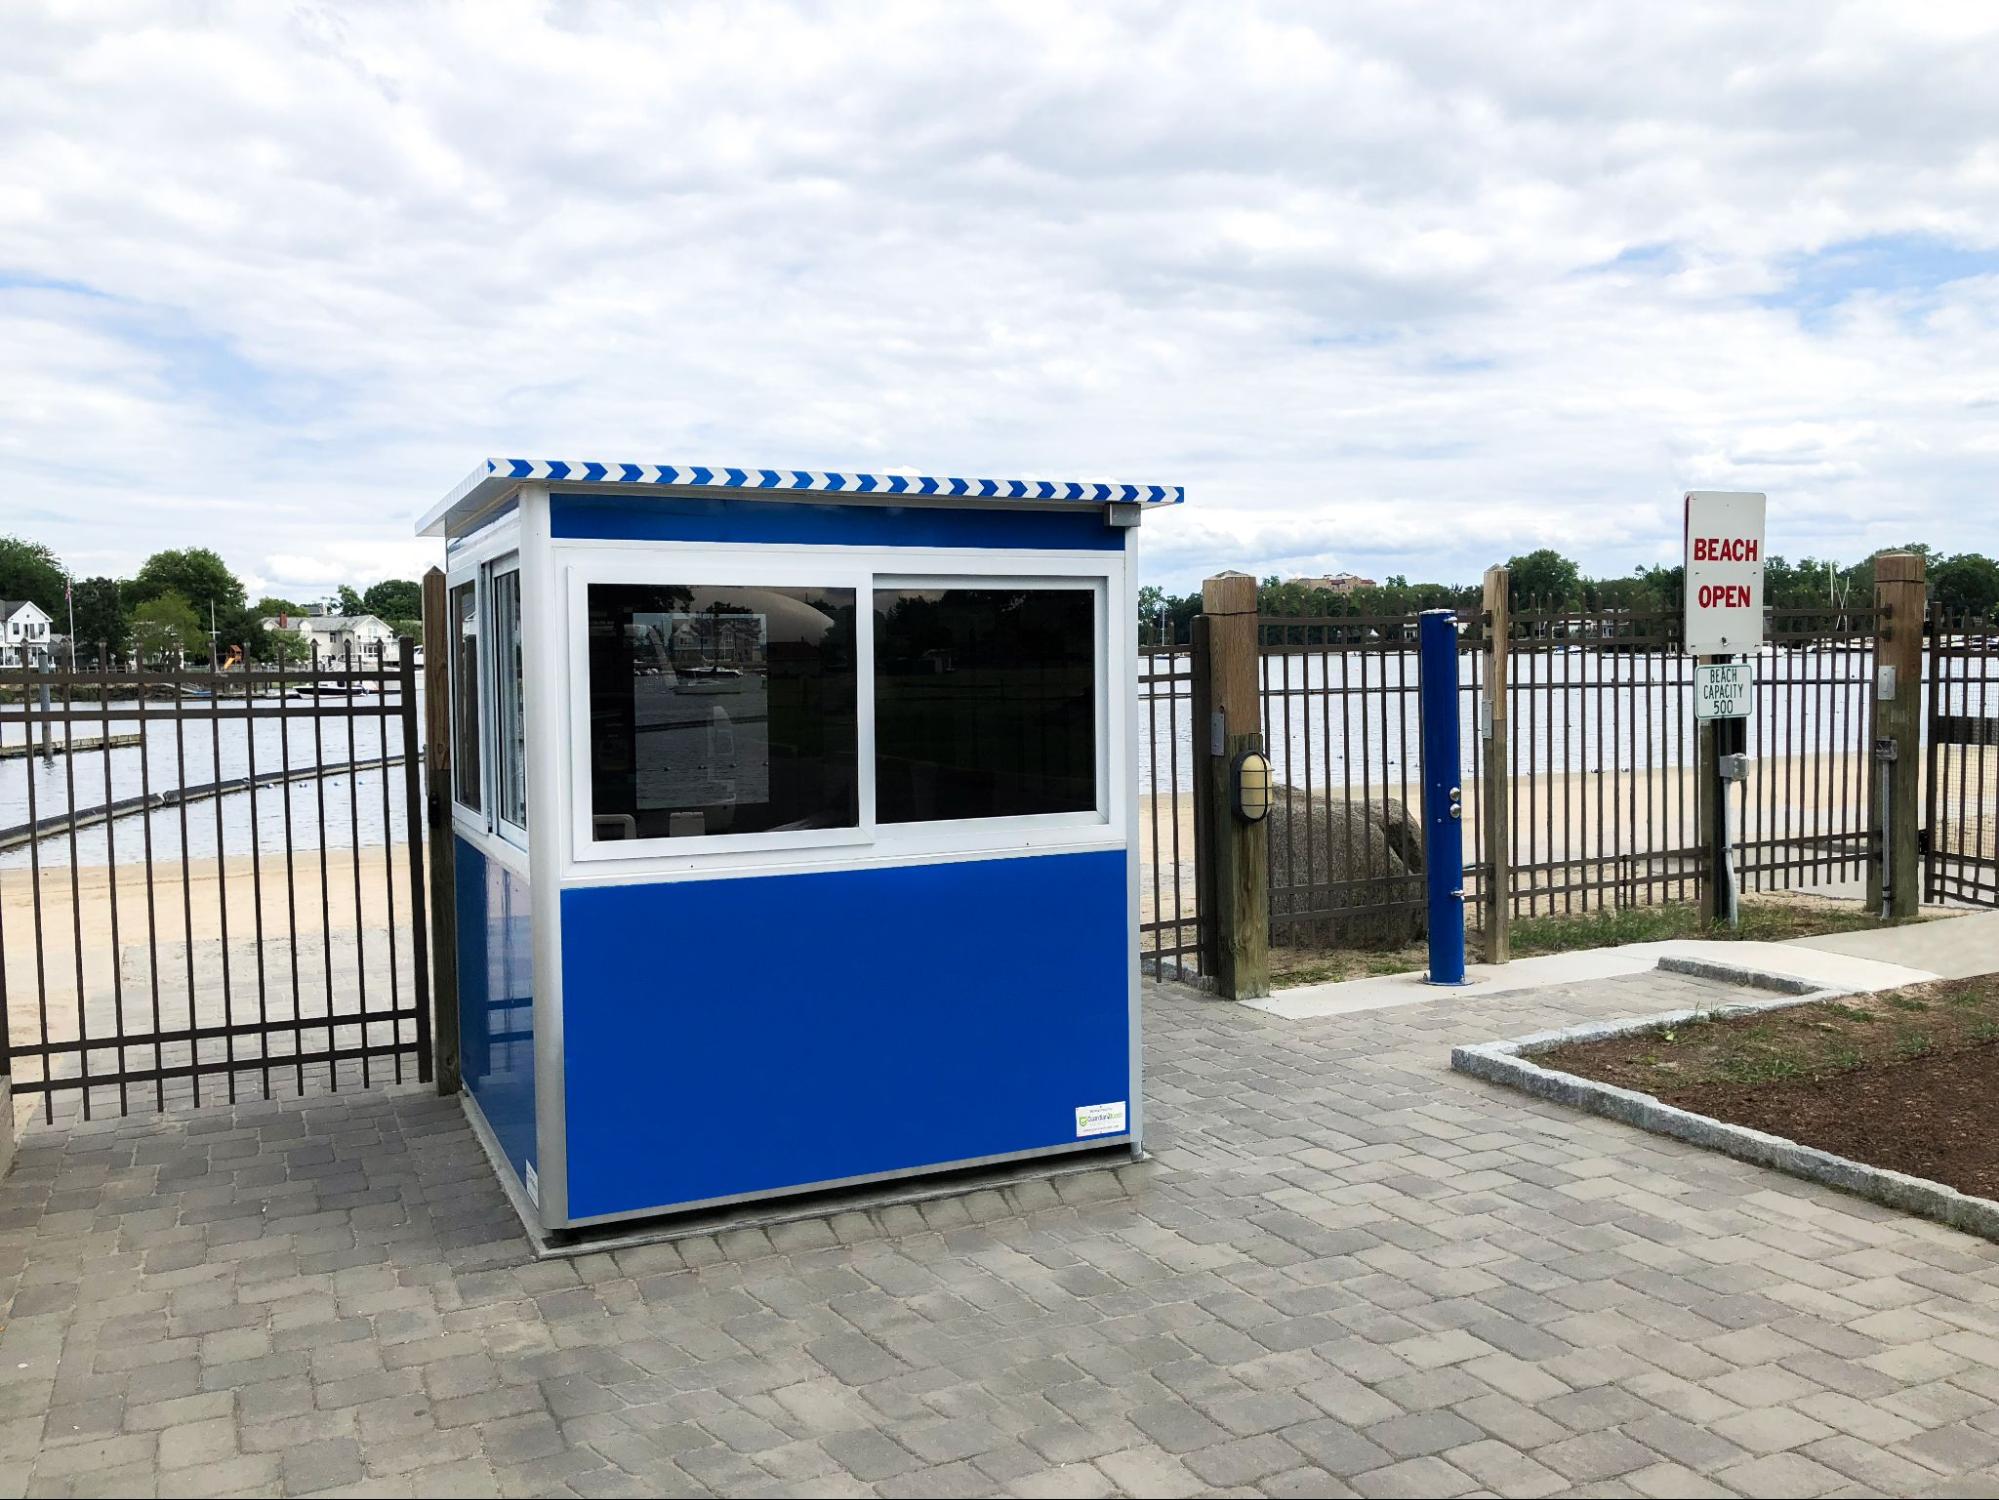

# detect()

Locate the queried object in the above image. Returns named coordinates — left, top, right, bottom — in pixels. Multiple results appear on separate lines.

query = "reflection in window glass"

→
left=587, top=585, right=858, bottom=841
left=491, top=568, right=526, bottom=830
left=874, top=588, right=1096, bottom=823
left=451, top=581, right=481, bottom=813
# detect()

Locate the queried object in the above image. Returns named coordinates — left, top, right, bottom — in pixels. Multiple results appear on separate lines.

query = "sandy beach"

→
left=2, top=845, right=424, bottom=1123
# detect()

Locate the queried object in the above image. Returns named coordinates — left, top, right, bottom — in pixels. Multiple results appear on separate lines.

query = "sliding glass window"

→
left=489, top=565, right=527, bottom=835
left=450, top=580, right=482, bottom=814
left=874, top=587, right=1096, bottom=823
left=585, top=584, right=859, bottom=841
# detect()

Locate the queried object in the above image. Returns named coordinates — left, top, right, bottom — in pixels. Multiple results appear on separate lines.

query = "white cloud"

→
left=0, top=0, right=1996, bottom=597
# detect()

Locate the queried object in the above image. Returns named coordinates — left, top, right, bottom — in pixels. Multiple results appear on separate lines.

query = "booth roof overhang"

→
left=418, top=457, right=1186, bottom=538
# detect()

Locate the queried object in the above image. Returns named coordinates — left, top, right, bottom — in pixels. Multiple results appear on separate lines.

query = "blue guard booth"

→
left=417, top=459, right=1183, bottom=1234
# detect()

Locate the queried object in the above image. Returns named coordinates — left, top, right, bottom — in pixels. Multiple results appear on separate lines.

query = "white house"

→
left=259, top=611, right=402, bottom=664
left=0, top=600, right=54, bottom=667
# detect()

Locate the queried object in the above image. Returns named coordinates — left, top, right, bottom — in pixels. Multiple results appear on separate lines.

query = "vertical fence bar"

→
left=313, top=649, right=335, bottom=1089
left=279, top=644, right=304, bottom=1094
left=379, top=641, right=405, bottom=1081
left=399, top=640, right=435, bottom=1086
left=133, top=655, right=164, bottom=1111
left=246, top=646, right=270, bottom=1098
left=98, top=654, right=126, bottom=1114
left=22, top=662, right=51, bottom=1118
left=209, top=650, right=236, bottom=1102
left=171, top=658, right=198, bottom=1108
left=61, top=664, right=88, bottom=1118
left=346, top=645, right=369, bottom=1091
left=1481, top=569, right=1511, bottom=960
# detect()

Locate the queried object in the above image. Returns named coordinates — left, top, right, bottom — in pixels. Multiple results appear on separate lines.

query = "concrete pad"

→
left=1791, top=909, right=1999, bottom=980
left=1247, top=935, right=1943, bottom=1022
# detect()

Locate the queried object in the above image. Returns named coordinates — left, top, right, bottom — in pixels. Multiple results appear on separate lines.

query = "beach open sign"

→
left=1683, top=490, right=1766, bottom=656
left=1695, top=661, right=1755, bottom=721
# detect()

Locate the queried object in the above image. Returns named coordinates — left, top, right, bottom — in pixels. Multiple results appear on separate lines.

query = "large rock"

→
left=1265, top=786, right=1426, bottom=948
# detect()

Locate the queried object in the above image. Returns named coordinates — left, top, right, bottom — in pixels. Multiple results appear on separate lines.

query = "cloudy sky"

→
left=5, top=2, right=1998, bottom=600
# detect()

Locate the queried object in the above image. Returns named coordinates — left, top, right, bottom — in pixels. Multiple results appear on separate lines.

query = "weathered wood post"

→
left=1867, top=553, right=1926, bottom=920
left=1188, top=612, right=1218, bottom=976
left=421, top=567, right=462, bottom=1094
left=1481, top=565, right=1512, bottom=962
left=1200, top=572, right=1269, bottom=999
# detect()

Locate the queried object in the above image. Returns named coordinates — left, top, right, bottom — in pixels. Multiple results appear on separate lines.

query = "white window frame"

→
left=445, top=570, right=487, bottom=827
left=867, top=571, right=1109, bottom=858
left=557, top=541, right=1124, bottom=881
left=563, top=551, right=875, bottom=864
left=446, top=516, right=525, bottom=851
left=487, top=553, right=528, bottom=850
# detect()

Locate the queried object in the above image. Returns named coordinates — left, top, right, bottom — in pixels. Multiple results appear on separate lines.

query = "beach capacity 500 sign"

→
left=1683, top=490, right=1766, bottom=656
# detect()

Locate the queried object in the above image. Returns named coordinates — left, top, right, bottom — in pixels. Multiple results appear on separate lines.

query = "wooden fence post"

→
left=1188, top=612, right=1218, bottom=977
left=1867, top=553, right=1926, bottom=920
left=422, top=567, right=462, bottom=1095
left=1201, top=572, right=1269, bottom=1000
left=1481, top=565, right=1512, bottom=963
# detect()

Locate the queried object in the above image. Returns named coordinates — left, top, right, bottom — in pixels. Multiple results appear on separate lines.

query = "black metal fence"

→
left=1256, top=615, right=1486, bottom=949
left=1503, top=603, right=1878, bottom=916
left=1137, top=599, right=1897, bottom=974
left=1926, top=614, right=1999, bottom=908
left=1139, top=641, right=1206, bottom=981
left=0, top=646, right=431, bottom=1121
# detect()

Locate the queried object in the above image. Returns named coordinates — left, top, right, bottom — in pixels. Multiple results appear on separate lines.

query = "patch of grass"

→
left=1540, top=973, right=1999, bottom=1111
left=1269, top=946, right=1420, bottom=987
left=1507, top=897, right=1899, bottom=961
left=1714, top=1049, right=1806, bottom=1085
left=1272, top=893, right=1920, bottom=993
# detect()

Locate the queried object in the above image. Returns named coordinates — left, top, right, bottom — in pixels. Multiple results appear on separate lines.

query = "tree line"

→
left=1139, top=544, right=1999, bottom=639
left=0, top=535, right=422, bottom=666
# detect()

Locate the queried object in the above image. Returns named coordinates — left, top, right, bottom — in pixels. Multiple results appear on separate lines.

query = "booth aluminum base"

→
left=461, top=1091, right=1150, bottom=1262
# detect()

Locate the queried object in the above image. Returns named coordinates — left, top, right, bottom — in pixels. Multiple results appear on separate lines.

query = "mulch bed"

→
left=1537, top=976, right=1999, bottom=1202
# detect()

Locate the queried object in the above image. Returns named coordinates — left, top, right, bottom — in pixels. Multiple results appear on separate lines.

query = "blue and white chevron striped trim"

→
left=484, top=458, right=1183, bottom=507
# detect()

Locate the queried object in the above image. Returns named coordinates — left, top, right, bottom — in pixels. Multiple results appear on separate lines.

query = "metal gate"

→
left=1925, top=612, right=1999, bottom=907
left=0, top=647, right=432, bottom=1121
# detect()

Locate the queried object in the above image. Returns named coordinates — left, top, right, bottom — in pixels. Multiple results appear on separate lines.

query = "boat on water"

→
left=675, top=665, right=748, bottom=695
left=286, top=680, right=378, bottom=699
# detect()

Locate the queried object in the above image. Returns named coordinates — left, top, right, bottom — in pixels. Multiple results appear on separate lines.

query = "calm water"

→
left=0, top=689, right=422, bottom=868
left=1137, top=643, right=1903, bottom=796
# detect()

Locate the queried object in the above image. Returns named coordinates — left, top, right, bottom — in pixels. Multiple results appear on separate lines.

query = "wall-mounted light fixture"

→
left=1232, top=747, right=1273, bottom=823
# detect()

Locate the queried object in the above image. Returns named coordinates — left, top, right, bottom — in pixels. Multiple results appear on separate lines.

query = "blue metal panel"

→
left=455, top=836, right=538, bottom=1188
left=550, top=493, right=1126, bottom=551
left=558, top=850, right=1131, bottom=1220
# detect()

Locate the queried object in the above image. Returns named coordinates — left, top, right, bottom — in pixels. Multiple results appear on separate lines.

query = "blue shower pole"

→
left=1418, top=609, right=1469, bottom=985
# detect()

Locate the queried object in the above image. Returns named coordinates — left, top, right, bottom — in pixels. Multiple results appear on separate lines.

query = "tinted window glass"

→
left=874, top=588, right=1096, bottom=823
left=451, top=581, right=481, bottom=813
left=587, top=584, right=858, bottom=841
left=491, top=568, right=526, bottom=830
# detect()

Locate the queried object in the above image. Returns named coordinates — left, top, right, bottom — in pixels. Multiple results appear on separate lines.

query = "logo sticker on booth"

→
left=524, top=1161, right=540, bottom=1207
left=1075, top=1101, right=1128, bottom=1138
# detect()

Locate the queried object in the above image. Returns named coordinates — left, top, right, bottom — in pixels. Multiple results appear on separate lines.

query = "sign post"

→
left=1684, top=491, right=1766, bottom=930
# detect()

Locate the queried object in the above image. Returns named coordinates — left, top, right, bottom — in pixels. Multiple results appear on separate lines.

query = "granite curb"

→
left=1451, top=967, right=1999, bottom=1244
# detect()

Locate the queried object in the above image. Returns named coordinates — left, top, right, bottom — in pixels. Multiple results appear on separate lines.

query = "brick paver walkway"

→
left=4, top=970, right=1999, bottom=1497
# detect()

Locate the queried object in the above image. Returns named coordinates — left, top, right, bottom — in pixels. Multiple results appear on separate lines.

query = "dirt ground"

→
left=1538, top=974, right=1999, bottom=1201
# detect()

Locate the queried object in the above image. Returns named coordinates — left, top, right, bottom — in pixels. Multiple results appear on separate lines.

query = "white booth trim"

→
left=550, top=540, right=1128, bottom=887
